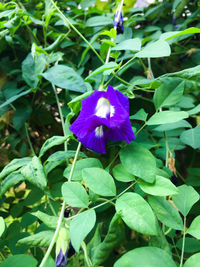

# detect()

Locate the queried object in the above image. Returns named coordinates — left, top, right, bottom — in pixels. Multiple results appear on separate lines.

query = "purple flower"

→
left=113, top=11, right=124, bottom=34
left=56, top=249, right=67, bottom=267
left=56, top=242, right=75, bottom=267
left=69, top=85, right=135, bottom=154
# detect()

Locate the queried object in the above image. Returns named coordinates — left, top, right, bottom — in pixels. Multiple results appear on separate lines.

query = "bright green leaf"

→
left=113, top=164, right=135, bottom=182
left=172, top=185, right=199, bottom=216
left=148, top=196, right=184, bottom=230
left=135, top=40, right=171, bottom=58
left=120, top=143, right=156, bottom=183
left=116, top=192, right=157, bottom=235
left=184, top=253, right=200, bottom=267
left=0, top=217, right=5, bottom=237
left=114, top=247, right=176, bottom=267
left=180, top=126, right=200, bottom=149
left=62, top=182, right=89, bottom=208
left=153, top=79, right=184, bottom=110
left=188, top=216, right=200, bottom=239
left=139, top=176, right=178, bottom=196
left=85, top=62, right=118, bottom=80
left=82, top=168, right=116, bottom=196
left=0, top=255, right=37, bottom=267
left=113, top=38, right=141, bottom=51
left=39, top=136, right=68, bottom=158
left=146, top=111, right=189, bottom=125
left=70, top=209, right=96, bottom=252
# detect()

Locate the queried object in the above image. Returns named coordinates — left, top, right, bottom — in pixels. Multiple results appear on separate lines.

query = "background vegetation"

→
left=0, top=0, right=200, bottom=266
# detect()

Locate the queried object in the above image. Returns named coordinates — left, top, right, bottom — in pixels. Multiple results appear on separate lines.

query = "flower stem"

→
left=39, top=142, right=81, bottom=267
left=82, top=241, right=92, bottom=267
left=180, top=216, right=186, bottom=267
left=52, top=84, right=68, bottom=151
left=25, top=123, right=36, bottom=156
left=49, top=0, right=104, bottom=64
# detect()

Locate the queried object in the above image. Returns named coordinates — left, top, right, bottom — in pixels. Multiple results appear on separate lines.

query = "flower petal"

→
left=69, top=90, right=105, bottom=138
left=78, top=126, right=107, bottom=154
left=104, top=85, right=129, bottom=128
left=108, top=120, right=135, bottom=143
left=56, top=249, right=67, bottom=267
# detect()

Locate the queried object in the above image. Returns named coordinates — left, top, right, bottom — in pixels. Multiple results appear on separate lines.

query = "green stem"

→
left=147, top=58, right=154, bottom=79
left=52, top=84, right=68, bottom=151
left=39, top=200, right=66, bottom=267
left=47, top=196, right=57, bottom=216
left=135, top=123, right=146, bottom=137
left=164, top=132, right=169, bottom=168
left=25, top=123, right=36, bottom=156
left=180, top=216, right=186, bottom=267
left=39, top=142, right=81, bottom=267
left=82, top=241, right=92, bottom=267
left=49, top=0, right=104, bottom=64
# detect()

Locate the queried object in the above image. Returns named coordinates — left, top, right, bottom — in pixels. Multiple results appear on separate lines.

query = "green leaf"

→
left=113, top=38, right=141, bottom=51
left=85, top=16, right=113, bottom=27
left=82, top=168, right=116, bottom=196
left=39, top=136, right=68, bottom=158
left=148, top=196, right=184, bottom=230
left=153, top=78, right=184, bottom=110
left=70, top=209, right=96, bottom=252
left=176, top=238, right=200, bottom=253
left=0, top=157, right=32, bottom=180
left=184, top=253, right=200, bottom=267
left=22, top=53, right=46, bottom=88
left=0, top=255, right=37, bottom=267
left=113, top=164, right=135, bottom=182
left=166, top=27, right=200, bottom=41
left=135, top=40, right=171, bottom=58
left=0, top=172, right=24, bottom=196
left=21, top=156, right=47, bottom=189
left=138, top=176, right=178, bottom=196
left=0, top=89, right=31, bottom=109
left=116, top=192, right=157, bottom=235
left=188, top=216, right=200, bottom=239
left=31, top=211, right=58, bottom=229
left=42, top=65, right=87, bottom=92
left=17, top=231, right=54, bottom=247
left=187, top=104, right=200, bottom=116
left=130, top=108, right=148, bottom=121
left=92, top=214, right=125, bottom=265
left=172, top=185, right=199, bottom=216
left=62, top=182, right=89, bottom=208
left=0, top=217, right=5, bottom=237
left=146, top=111, right=189, bottom=125
left=64, top=158, right=102, bottom=181
left=120, top=143, right=156, bottom=183
left=85, top=62, right=118, bottom=80
left=180, top=126, right=200, bottom=149
left=154, top=120, right=191, bottom=132
left=114, top=247, right=176, bottom=267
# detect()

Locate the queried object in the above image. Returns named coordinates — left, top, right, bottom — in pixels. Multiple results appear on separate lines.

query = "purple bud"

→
left=56, top=249, right=67, bottom=267
left=113, top=11, right=124, bottom=34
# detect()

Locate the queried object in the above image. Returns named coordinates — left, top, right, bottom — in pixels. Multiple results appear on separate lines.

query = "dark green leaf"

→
left=17, top=231, right=54, bottom=247
left=39, top=136, right=68, bottom=158
left=0, top=172, right=24, bottom=196
left=42, top=65, right=87, bottom=92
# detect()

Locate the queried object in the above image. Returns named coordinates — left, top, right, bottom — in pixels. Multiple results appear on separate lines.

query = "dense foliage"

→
left=1, top=0, right=200, bottom=266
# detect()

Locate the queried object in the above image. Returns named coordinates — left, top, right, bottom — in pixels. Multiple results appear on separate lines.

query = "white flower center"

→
left=95, top=126, right=104, bottom=137
left=95, top=97, right=115, bottom=118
